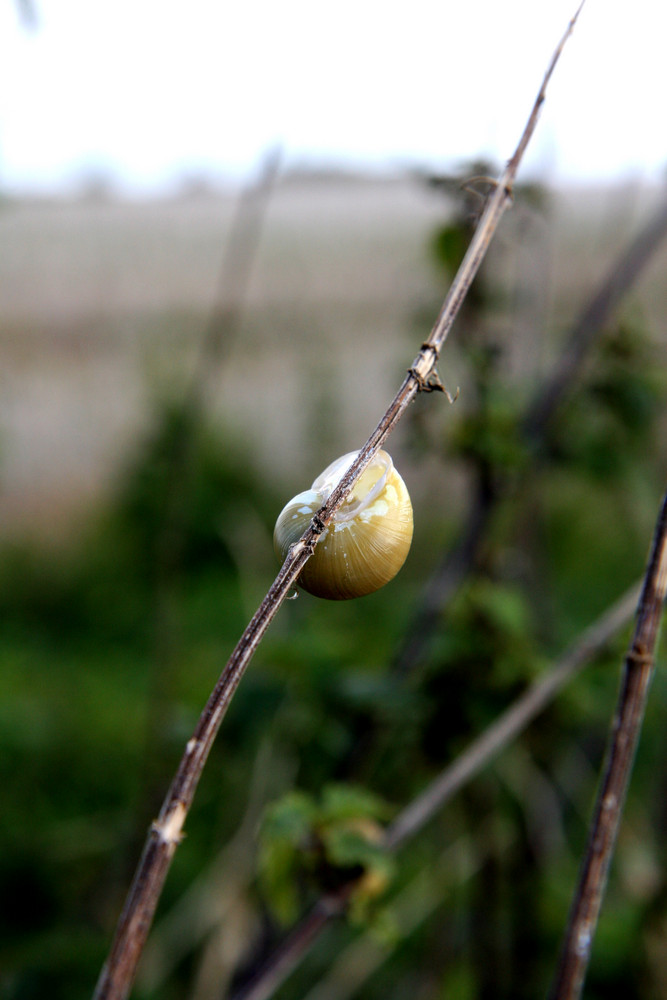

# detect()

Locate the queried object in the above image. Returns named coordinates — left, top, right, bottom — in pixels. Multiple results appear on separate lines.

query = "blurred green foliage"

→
left=258, top=784, right=393, bottom=925
left=1, top=173, right=667, bottom=1000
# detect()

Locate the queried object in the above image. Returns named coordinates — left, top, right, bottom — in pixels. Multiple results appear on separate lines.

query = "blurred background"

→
left=2, top=1, right=667, bottom=998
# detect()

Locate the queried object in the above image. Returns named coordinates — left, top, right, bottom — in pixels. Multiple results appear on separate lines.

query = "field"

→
left=2, top=174, right=666, bottom=538
left=2, top=171, right=667, bottom=1000
left=0, top=177, right=436, bottom=535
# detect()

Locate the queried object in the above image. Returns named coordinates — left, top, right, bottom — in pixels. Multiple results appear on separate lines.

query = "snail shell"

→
left=273, top=449, right=413, bottom=600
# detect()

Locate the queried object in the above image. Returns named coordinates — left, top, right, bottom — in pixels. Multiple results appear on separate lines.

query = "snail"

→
left=273, top=449, right=413, bottom=600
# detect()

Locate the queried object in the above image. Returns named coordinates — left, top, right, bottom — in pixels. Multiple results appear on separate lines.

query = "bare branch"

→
left=137, top=740, right=280, bottom=995
left=92, top=11, right=584, bottom=998
left=232, top=579, right=636, bottom=1000
left=524, top=193, right=667, bottom=441
left=233, top=896, right=350, bottom=1000
left=395, top=183, right=667, bottom=676
left=392, top=471, right=495, bottom=674
left=385, top=582, right=639, bottom=852
left=190, top=146, right=283, bottom=412
left=137, top=148, right=283, bottom=830
left=548, top=490, right=667, bottom=1000
left=297, top=824, right=514, bottom=1000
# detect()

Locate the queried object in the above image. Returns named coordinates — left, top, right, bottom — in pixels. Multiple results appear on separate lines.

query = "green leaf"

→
left=320, top=783, right=392, bottom=824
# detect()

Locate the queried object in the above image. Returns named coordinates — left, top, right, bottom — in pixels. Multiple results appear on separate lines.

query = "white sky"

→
left=0, top=0, right=664, bottom=194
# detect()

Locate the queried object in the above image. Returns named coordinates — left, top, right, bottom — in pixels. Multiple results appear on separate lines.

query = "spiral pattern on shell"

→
left=273, top=449, right=413, bottom=600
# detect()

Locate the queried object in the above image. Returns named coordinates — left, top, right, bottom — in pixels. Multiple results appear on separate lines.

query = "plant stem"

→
left=385, top=583, right=639, bottom=852
left=396, top=186, right=667, bottom=676
left=232, top=579, right=635, bottom=1000
left=92, top=9, right=584, bottom=998
left=548, top=489, right=667, bottom=1000
left=524, top=196, right=667, bottom=442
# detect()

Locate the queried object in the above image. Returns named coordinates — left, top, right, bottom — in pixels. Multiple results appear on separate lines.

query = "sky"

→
left=0, top=0, right=664, bottom=195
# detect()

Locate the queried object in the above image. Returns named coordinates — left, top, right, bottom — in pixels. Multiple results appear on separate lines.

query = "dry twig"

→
left=525, top=195, right=667, bottom=440
left=233, top=579, right=637, bottom=1000
left=92, top=9, right=584, bottom=998
left=395, top=187, right=667, bottom=675
left=142, top=148, right=282, bottom=817
left=385, top=583, right=639, bottom=852
left=548, top=490, right=667, bottom=1000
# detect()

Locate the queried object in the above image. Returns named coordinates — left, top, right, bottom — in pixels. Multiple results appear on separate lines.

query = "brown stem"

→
left=92, top=9, right=584, bottom=998
left=524, top=194, right=667, bottom=441
left=385, top=583, right=640, bottom=853
left=524, top=202, right=667, bottom=442
left=230, top=578, right=636, bottom=1000
left=392, top=462, right=496, bottom=674
left=140, top=148, right=282, bottom=820
left=548, top=490, right=667, bottom=1000
left=189, top=146, right=283, bottom=414
left=396, top=180, right=667, bottom=677
left=233, top=894, right=351, bottom=1000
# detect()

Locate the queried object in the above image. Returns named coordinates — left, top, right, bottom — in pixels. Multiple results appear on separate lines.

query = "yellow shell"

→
left=273, top=449, right=413, bottom=600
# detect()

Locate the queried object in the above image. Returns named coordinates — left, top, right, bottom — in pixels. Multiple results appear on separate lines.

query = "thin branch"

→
left=232, top=578, right=636, bottom=1000
left=548, top=489, right=667, bottom=1000
left=92, top=11, right=583, bottom=998
left=141, top=148, right=282, bottom=817
left=189, top=146, right=283, bottom=414
left=524, top=194, right=667, bottom=442
left=392, top=465, right=495, bottom=674
left=395, top=181, right=667, bottom=675
left=300, top=824, right=513, bottom=1000
left=232, top=896, right=349, bottom=1000
left=385, top=582, right=639, bottom=852
left=137, top=741, right=280, bottom=995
